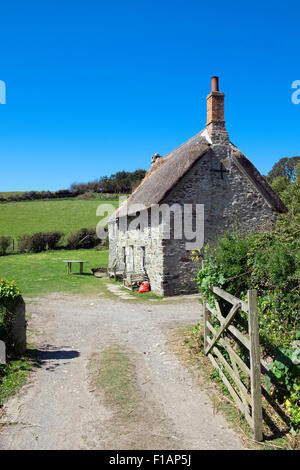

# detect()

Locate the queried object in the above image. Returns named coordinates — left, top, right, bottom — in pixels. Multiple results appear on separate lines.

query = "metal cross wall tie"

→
left=210, top=163, right=229, bottom=179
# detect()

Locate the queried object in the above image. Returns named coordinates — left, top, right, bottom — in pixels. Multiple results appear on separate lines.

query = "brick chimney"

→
left=206, top=76, right=228, bottom=141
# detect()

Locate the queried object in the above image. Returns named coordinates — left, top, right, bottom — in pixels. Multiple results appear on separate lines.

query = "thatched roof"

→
left=111, top=130, right=287, bottom=220
left=113, top=131, right=211, bottom=218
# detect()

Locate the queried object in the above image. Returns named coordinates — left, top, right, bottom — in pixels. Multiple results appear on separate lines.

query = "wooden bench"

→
left=123, top=272, right=149, bottom=291
left=63, top=260, right=88, bottom=274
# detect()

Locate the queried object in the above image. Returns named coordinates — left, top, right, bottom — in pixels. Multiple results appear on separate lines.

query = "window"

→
left=141, top=246, right=145, bottom=269
left=129, top=245, right=134, bottom=271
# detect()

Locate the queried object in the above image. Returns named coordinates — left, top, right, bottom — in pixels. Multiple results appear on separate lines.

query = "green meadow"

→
left=0, top=191, right=27, bottom=198
left=0, top=198, right=119, bottom=239
left=0, top=197, right=120, bottom=297
left=0, top=249, right=109, bottom=297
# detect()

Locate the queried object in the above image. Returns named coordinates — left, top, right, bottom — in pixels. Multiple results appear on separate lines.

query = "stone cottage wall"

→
left=160, top=145, right=277, bottom=295
left=109, top=143, right=278, bottom=297
left=108, top=215, right=165, bottom=294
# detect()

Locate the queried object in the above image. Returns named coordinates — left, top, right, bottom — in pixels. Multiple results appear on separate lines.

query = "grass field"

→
left=0, top=249, right=109, bottom=297
left=0, top=191, right=27, bottom=198
left=0, top=198, right=119, bottom=239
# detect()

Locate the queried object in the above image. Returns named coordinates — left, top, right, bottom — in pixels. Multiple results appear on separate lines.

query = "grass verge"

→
left=0, top=347, right=39, bottom=411
left=89, top=345, right=138, bottom=413
left=88, top=345, right=179, bottom=449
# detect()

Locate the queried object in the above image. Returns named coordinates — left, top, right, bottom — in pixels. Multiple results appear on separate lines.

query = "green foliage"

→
left=18, top=230, right=93, bottom=253
left=267, top=156, right=300, bottom=184
left=257, top=292, right=298, bottom=350
left=270, top=162, right=300, bottom=214
left=280, top=169, right=300, bottom=214
left=0, top=189, right=81, bottom=203
left=67, top=228, right=99, bottom=249
left=195, top=246, right=225, bottom=305
left=0, top=354, right=36, bottom=405
left=0, top=236, right=12, bottom=256
left=18, top=231, right=64, bottom=253
left=0, top=279, right=21, bottom=353
left=18, top=232, right=48, bottom=253
left=70, top=169, right=146, bottom=194
left=195, top=232, right=253, bottom=303
left=44, top=231, right=64, bottom=250
left=265, top=340, right=300, bottom=433
left=215, top=231, right=254, bottom=294
left=271, top=175, right=291, bottom=194
left=195, top=216, right=300, bottom=432
left=0, top=279, right=21, bottom=307
left=196, top=225, right=299, bottom=347
left=249, top=239, right=299, bottom=291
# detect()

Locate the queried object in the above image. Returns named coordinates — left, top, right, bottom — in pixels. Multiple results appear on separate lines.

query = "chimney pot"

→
left=151, top=153, right=162, bottom=165
left=211, top=76, right=219, bottom=92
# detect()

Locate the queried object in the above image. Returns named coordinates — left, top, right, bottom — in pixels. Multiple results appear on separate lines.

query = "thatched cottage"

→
left=108, top=77, right=287, bottom=296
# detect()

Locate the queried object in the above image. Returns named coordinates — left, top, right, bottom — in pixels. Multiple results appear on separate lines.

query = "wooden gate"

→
left=203, top=286, right=263, bottom=441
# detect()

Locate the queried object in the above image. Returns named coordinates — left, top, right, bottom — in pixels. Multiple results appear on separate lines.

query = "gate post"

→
left=203, top=296, right=208, bottom=353
left=248, top=289, right=263, bottom=441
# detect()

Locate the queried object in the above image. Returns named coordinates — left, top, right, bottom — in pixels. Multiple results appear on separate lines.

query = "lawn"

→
left=0, top=249, right=109, bottom=297
left=0, top=198, right=119, bottom=239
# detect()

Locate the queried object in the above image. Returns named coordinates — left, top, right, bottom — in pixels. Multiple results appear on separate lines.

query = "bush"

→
left=18, top=231, right=64, bottom=253
left=265, top=339, right=300, bottom=434
left=0, top=236, right=12, bottom=256
left=45, top=231, right=64, bottom=250
left=18, top=235, right=32, bottom=253
left=195, top=220, right=300, bottom=431
left=18, top=233, right=48, bottom=253
left=76, top=191, right=96, bottom=199
left=195, top=226, right=299, bottom=348
left=0, top=279, right=21, bottom=308
left=0, top=279, right=22, bottom=355
left=0, top=189, right=81, bottom=203
left=67, top=228, right=99, bottom=249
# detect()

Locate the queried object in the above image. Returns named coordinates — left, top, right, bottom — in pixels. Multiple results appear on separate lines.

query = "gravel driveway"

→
left=0, top=292, right=245, bottom=450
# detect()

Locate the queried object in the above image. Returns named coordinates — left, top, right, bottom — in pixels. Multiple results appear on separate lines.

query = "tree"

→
left=70, top=169, right=146, bottom=194
left=270, top=162, right=300, bottom=214
left=280, top=164, right=300, bottom=213
left=267, top=157, right=300, bottom=184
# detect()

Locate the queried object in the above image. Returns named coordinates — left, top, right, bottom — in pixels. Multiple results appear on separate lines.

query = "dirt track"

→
left=0, top=292, right=246, bottom=450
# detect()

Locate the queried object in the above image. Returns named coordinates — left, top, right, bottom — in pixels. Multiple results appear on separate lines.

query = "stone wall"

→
left=160, top=142, right=277, bottom=295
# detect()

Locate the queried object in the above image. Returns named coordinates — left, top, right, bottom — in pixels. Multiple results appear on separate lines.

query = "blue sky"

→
left=0, top=0, right=299, bottom=191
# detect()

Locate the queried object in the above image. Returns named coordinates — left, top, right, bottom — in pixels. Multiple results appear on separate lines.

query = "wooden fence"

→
left=203, top=286, right=263, bottom=441
left=0, top=340, right=6, bottom=365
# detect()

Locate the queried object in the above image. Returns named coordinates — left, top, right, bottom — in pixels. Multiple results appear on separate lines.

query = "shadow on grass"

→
left=69, top=272, right=93, bottom=276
